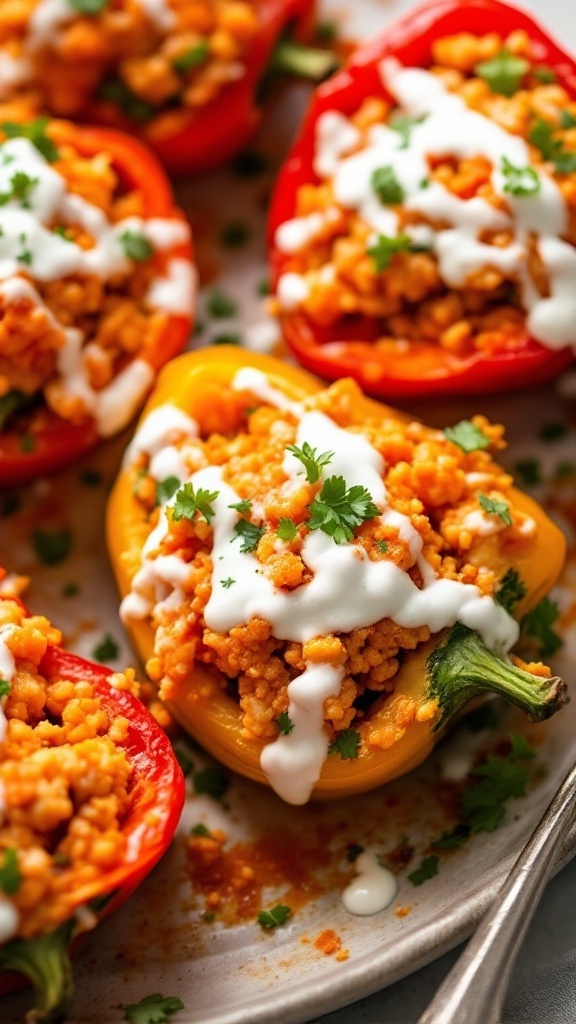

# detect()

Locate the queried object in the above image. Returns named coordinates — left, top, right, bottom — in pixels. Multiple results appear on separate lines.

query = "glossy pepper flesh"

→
left=0, top=120, right=194, bottom=488
left=107, top=347, right=567, bottom=799
left=268, top=0, right=576, bottom=399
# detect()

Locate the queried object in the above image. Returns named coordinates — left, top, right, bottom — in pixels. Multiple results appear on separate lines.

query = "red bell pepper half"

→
left=0, top=122, right=194, bottom=488
left=0, top=638, right=185, bottom=1022
left=268, top=0, right=576, bottom=399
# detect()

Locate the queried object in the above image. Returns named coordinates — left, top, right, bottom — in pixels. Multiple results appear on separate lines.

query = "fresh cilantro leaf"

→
left=53, top=225, right=72, bottom=241
left=514, top=458, right=542, bottom=486
left=375, top=539, right=389, bottom=554
left=32, top=527, right=72, bottom=565
left=206, top=288, right=236, bottom=318
left=0, top=391, right=29, bottom=430
left=390, top=113, right=426, bottom=148
left=430, top=826, right=471, bottom=850
left=212, top=332, right=241, bottom=346
left=193, top=765, right=230, bottom=800
left=529, top=117, right=576, bottom=173
left=561, top=110, right=576, bottom=129
left=233, top=519, right=264, bottom=553
left=17, top=232, right=32, bottom=264
left=0, top=679, right=10, bottom=698
left=123, top=993, right=184, bottom=1024
left=257, top=277, right=270, bottom=296
left=286, top=440, right=334, bottom=483
left=276, top=711, right=294, bottom=735
left=367, top=233, right=423, bottom=271
left=460, top=750, right=532, bottom=832
left=521, top=597, right=563, bottom=657
left=474, top=47, right=530, bottom=96
left=277, top=517, right=298, bottom=542
left=408, top=855, right=439, bottom=886
left=533, top=65, right=557, bottom=83
left=1, top=118, right=59, bottom=162
left=172, top=41, right=209, bottom=73
left=509, top=732, right=536, bottom=760
left=555, top=461, right=576, bottom=479
left=174, top=748, right=194, bottom=777
left=501, top=155, right=540, bottom=196
left=191, top=823, right=210, bottom=836
left=220, top=577, right=235, bottom=589
left=257, top=904, right=292, bottom=930
left=156, top=475, right=181, bottom=505
left=62, top=582, right=80, bottom=598
left=0, top=170, right=39, bottom=206
left=99, top=79, right=156, bottom=122
left=308, top=476, right=379, bottom=545
left=70, top=0, right=109, bottom=12
left=228, top=499, right=252, bottom=513
left=494, top=568, right=527, bottom=613
left=92, top=634, right=120, bottom=663
left=444, top=420, right=491, bottom=453
left=0, top=849, right=21, bottom=895
left=539, top=421, right=567, bottom=442
left=220, top=221, right=250, bottom=249
left=170, top=483, right=219, bottom=524
left=371, top=165, right=404, bottom=205
left=120, top=230, right=153, bottom=262
left=347, top=843, right=364, bottom=862
left=328, top=728, right=361, bottom=759
left=478, top=493, right=512, bottom=525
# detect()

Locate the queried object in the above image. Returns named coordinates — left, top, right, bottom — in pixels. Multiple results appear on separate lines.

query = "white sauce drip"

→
left=276, top=60, right=576, bottom=351
left=0, top=625, right=19, bottom=941
left=343, top=848, right=398, bottom=915
left=122, top=369, right=519, bottom=804
left=0, top=52, right=32, bottom=98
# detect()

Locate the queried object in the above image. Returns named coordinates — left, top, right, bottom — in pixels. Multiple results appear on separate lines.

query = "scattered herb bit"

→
left=0, top=170, right=39, bottom=207
left=308, top=476, right=379, bottom=545
left=232, top=149, right=268, bottom=177
left=233, top=519, right=264, bottom=553
left=533, top=65, right=557, bottom=83
left=156, top=475, right=181, bottom=506
left=277, top=517, right=298, bottom=542
left=99, top=78, right=156, bottom=122
left=228, top=499, right=252, bottom=513
left=510, top=732, right=537, bottom=760
left=444, top=420, right=491, bottom=453
left=212, top=332, right=241, bottom=346
left=92, top=634, right=120, bottom=663
left=0, top=679, right=10, bottom=698
left=367, top=232, right=426, bottom=271
left=220, top=577, right=235, bottom=589
left=408, top=855, right=439, bottom=886
left=514, top=458, right=542, bottom=486
left=375, top=539, right=389, bottom=554
left=257, top=904, right=292, bottom=930
left=346, top=843, right=364, bottom=863
left=529, top=117, right=576, bottom=173
left=61, top=582, right=80, bottom=599
left=203, top=911, right=215, bottom=922
left=460, top=734, right=536, bottom=833
left=220, top=221, right=250, bottom=249
left=494, top=568, right=527, bottom=613
left=257, top=277, right=270, bottom=297
left=70, top=0, right=109, bottom=12
left=174, top=748, right=194, bottom=777
left=501, top=155, right=540, bottom=196
left=172, top=41, right=209, bottom=73
left=17, top=233, right=32, bottom=265
left=521, top=597, right=563, bottom=658
left=561, top=110, right=576, bottom=129
left=0, top=849, right=20, bottom=894
left=286, top=440, right=334, bottom=483
left=120, top=230, right=153, bottom=262
left=80, top=468, right=102, bottom=486
left=193, top=765, right=230, bottom=801
left=194, top=319, right=205, bottom=337
left=555, top=460, right=576, bottom=479
left=474, top=47, right=530, bottom=96
left=539, top=421, right=567, bottom=442
left=420, top=177, right=430, bottom=189
left=206, top=288, right=237, bottom=318
left=316, top=20, right=338, bottom=42
left=430, top=826, right=471, bottom=851
left=478, top=493, right=512, bottom=525
left=371, top=164, right=405, bottom=205
left=390, top=113, right=426, bottom=148
left=191, top=823, right=210, bottom=837
left=276, top=711, right=294, bottom=735
left=32, top=527, right=72, bottom=565
left=328, top=728, right=361, bottom=760
left=0, top=390, right=28, bottom=430
left=53, top=224, right=72, bottom=241
left=1, top=118, right=59, bottom=162
left=53, top=852, right=71, bottom=868
left=20, top=432, right=35, bottom=453
left=170, top=483, right=219, bottom=524
left=123, top=993, right=185, bottom=1024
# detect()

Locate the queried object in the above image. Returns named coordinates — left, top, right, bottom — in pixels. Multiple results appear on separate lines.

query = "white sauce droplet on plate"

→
left=343, top=849, right=398, bottom=915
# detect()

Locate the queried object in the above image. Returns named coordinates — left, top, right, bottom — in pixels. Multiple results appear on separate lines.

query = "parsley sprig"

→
left=286, top=441, right=334, bottom=483
left=521, top=597, right=563, bottom=657
left=170, top=484, right=219, bottom=524
left=257, top=905, right=292, bottom=930
left=460, top=733, right=535, bottom=833
left=0, top=848, right=21, bottom=895
left=233, top=519, right=264, bottom=553
left=123, top=993, right=184, bottom=1024
left=308, top=476, right=379, bottom=544
left=529, top=117, right=576, bottom=173
left=478, top=493, right=512, bottom=525
left=328, top=728, right=361, bottom=759
left=443, top=420, right=491, bottom=453
left=1, top=118, right=59, bottom=162
left=494, top=568, right=527, bottom=613
left=474, top=47, right=530, bottom=96
left=367, top=233, right=429, bottom=271
left=371, top=165, right=405, bottom=205
left=501, top=156, right=540, bottom=196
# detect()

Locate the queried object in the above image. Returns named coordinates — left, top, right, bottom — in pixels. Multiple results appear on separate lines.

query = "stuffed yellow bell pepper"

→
left=107, top=347, right=567, bottom=804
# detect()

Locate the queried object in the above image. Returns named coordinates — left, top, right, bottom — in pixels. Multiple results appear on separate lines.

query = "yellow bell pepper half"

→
left=107, top=347, right=567, bottom=799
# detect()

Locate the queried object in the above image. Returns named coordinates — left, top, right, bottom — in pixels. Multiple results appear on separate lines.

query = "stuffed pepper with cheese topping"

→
left=269, top=0, right=576, bottom=398
left=107, top=348, right=567, bottom=805
left=0, top=116, right=195, bottom=486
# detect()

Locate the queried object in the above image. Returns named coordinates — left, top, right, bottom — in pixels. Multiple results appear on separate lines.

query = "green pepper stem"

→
left=270, top=38, right=341, bottom=81
left=0, top=920, right=74, bottom=1023
left=427, top=622, right=568, bottom=733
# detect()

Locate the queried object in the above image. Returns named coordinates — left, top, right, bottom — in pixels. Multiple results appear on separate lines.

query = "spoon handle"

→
left=417, top=760, right=576, bottom=1024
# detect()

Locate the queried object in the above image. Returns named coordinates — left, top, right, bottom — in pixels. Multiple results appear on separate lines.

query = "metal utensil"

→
left=417, top=760, right=576, bottom=1024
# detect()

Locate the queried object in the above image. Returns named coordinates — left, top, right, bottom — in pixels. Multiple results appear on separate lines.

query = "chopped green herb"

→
left=420, top=177, right=430, bottom=189
left=0, top=170, right=39, bottom=207
left=206, top=288, right=237, bottom=318
left=17, top=233, right=32, bottom=265
left=120, top=230, right=153, bottom=262
left=276, top=711, right=294, bottom=735
left=286, top=440, right=334, bottom=483
left=0, top=848, right=21, bottom=895
left=174, top=748, right=194, bottom=777
left=561, top=110, right=576, bottom=129
left=514, top=458, right=542, bottom=486
left=257, top=277, right=270, bottom=297
left=375, top=539, right=389, bottom=554
left=228, top=499, right=252, bottom=513
left=408, top=855, right=439, bottom=886
left=510, top=732, right=537, bottom=760
left=220, top=221, right=250, bottom=249
left=172, top=41, right=209, bottom=73
left=220, top=578, right=235, bottom=589
left=80, top=468, right=102, bottom=486
left=70, top=0, right=109, bottom=12
left=308, top=476, right=379, bottom=545
left=501, top=155, right=540, bottom=196
left=555, top=460, right=576, bottom=479
left=533, top=65, right=557, bottom=83
left=99, top=79, right=156, bottom=122
left=494, top=568, right=527, bottom=613
left=390, top=113, right=426, bottom=148
left=460, top=735, right=536, bottom=833
left=257, top=904, right=292, bottom=930
left=92, top=634, right=120, bottom=663
left=277, top=517, right=298, bottom=542
left=0, top=679, right=10, bottom=698
left=53, top=225, right=72, bottom=241
left=371, top=165, right=404, bottom=205
left=521, top=597, right=563, bottom=657
left=316, top=20, right=338, bottom=42
left=203, top=911, right=215, bottom=922
left=0, top=390, right=29, bottom=430
left=170, top=483, right=219, bottom=524
left=367, top=233, right=424, bottom=271
left=328, top=728, right=361, bottom=759
left=233, top=519, right=264, bottom=553
left=529, top=117, right=576, bottom=173
left=20, top=432, right=35, bottom=453
left=474, top=47, right=530, bottom=96
left=430, top=826, right=471, bottom=851
left=444, top=420, right=491, bottom=453
left=123, top=993, right=184, bottom=1024
left=212, top=332, right=241, bottom=346
left=1, top=118, right=59, bottom=162
left=346, top=843, right=364, bottom=863
left=156, top=475, right=181, bottom=506
left=61, top=582, right=80, bottom=599
left=193, top=765, right=230, bottom=800
left=539, top=421, right=567, bottom=442
left=32, top=527, right=72, bottom=565
left=478, top=493, right=512, bottom=525
left=191, top=823, right=210, bottom=837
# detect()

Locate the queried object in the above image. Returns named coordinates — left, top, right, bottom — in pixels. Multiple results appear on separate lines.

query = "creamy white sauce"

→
left=343, top=848, right=398, bottom=915
left=0, top=52, right=32, bottom=98
left=276, top=60, right=576, bottom=351
left=28, top=0, right=175, bottom=49
left=137, top=0, right=176, bottom=32
left=124, top=404, right=198, bottom=465
left=461, top=509, right=506, bottom=537
left=0, top=900, right=19, bottom=943
left=146, top=259, right=197, bottom=315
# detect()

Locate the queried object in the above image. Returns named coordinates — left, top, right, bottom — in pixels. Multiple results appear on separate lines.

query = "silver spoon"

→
left=417, top=760, right=576, bottom=1024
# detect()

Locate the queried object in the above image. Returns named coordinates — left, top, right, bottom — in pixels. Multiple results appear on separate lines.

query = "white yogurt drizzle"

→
left=121, top=368, right=518, bottom=804
left=0, top=136, right=193, bottom=434
left=0, top=625, right=19, bottom=942
left=343, top=848, right=398, bottom=915
left=275, top=59, right=576, bottom=352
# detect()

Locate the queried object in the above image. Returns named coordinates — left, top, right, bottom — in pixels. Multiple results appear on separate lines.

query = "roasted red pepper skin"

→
left=82, top=0, right=315, bottom=175
left=0, top=638, right=185, bottom=999
left=268, top=0, right=576, bottom=399
left=0, top=123, right=194, bottom=487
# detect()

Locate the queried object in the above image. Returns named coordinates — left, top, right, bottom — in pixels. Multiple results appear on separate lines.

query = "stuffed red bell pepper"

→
left=0, top=116, right=195, bottom=486
left=269, top=0, right=576, bottom=399
left=0, top=0, right=329, bottom=174
left=0, top=592, right=185, bottom=1022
